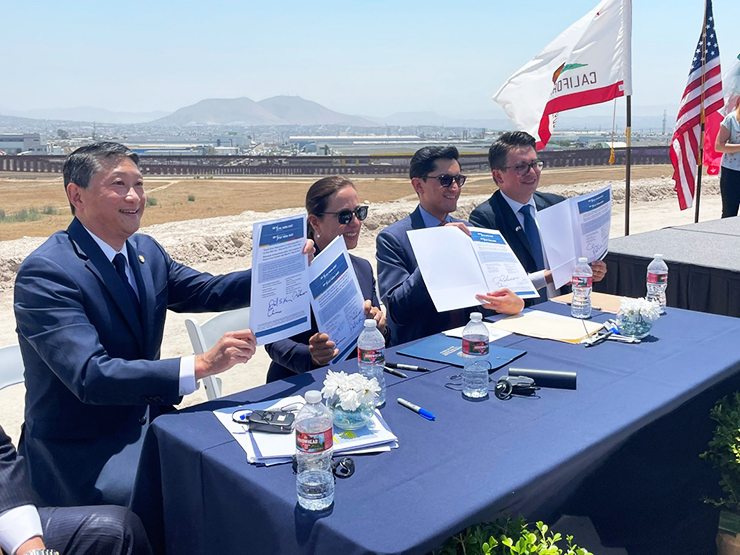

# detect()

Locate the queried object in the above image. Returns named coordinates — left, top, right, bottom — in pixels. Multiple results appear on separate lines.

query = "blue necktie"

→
left=519, top=205, right=545, bottom=271
left=113, top=253, right=141, bottom=312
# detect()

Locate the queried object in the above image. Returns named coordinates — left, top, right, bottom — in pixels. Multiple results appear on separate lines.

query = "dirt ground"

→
left=0, top=165, right=673, bottom=241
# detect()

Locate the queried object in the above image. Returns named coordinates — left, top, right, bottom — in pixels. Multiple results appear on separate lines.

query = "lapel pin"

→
left=138, top=255, right=146, bottom=264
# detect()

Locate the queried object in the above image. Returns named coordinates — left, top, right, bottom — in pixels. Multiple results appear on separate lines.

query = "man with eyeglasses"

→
left=377, top=145, right=524, bottom=345
left=469, top=132, right=606, bottom=301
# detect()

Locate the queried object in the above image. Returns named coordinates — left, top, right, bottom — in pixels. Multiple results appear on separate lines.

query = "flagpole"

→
left=694, top=0, right=709, bottom=224
left=625, top=95, right=632, bottom=236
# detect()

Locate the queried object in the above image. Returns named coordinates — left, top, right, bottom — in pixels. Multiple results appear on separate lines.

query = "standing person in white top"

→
left=715, top=97, right=740, bottom=218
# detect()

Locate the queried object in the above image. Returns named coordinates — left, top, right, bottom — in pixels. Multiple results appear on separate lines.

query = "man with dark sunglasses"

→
left=377, top=145, right=524, bottom=346
left=469, top=132, right=606, bottom=302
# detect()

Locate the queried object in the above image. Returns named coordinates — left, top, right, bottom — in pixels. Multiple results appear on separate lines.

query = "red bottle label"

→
left=572, top=276, right=592, bottom=288
left=462, top=339, right=489, bottom=356
left=647, top=272, right=667, bottom=285
left=359, top=348, right=385, bottom=365
left=296, top=428, right=333, bottom=453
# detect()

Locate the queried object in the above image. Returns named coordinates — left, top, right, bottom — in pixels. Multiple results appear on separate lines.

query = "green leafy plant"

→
left=187, top=194, right=195, bottom=202
left=42, top=205, right=58, bottom=215
left=146, top=197, right=158, bottom=207
left=700, top=392, right=740, bottom=514
left=433, top=517, right=592, bottom=555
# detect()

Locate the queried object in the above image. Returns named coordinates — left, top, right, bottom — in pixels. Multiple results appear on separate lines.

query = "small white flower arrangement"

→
left=321, top=370, right=380, bottom=411
left=619, top=297, right=661, bottom=322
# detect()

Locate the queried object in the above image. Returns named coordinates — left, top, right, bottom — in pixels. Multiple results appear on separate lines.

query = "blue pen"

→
left=397, top=398, right=436, bottom=421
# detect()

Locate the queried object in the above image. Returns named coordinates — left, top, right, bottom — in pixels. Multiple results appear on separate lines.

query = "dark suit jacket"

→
left=14, top=218, right=252, bottom=507
left=376, top=206, right=492, bottom=346
left=0, top=425, right=36, bottom=515
left=265, top=254, right=382, bottom=382
left=468, top=190, right=566, bottom=274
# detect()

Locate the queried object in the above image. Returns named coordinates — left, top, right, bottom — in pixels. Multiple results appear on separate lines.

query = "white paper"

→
left=538, top=185, right=612, bottom=289
left=407, top=226, right=537, bottom=313
left=307, top=237, right=366, bottom=364
left=212, top=395, right=399, bottom=465
left=250, top=215, right=311, bottom=345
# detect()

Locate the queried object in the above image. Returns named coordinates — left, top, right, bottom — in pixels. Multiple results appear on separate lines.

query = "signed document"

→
left=250, top=215, right=311, bottom=346
left=537, top=185, right=612, bottom=289
left=308, top=236, right=366, bottom=364
left=407, top=226, right=537, bottom=313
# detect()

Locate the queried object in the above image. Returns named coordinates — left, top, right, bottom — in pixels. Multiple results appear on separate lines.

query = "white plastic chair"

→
left=185, top=307, right=251, bottom=401
left=0, top=344, right=25, bottom=391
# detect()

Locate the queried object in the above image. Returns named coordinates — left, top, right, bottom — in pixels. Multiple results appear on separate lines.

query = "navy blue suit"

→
left=468, top=190, right=566, bottom=275
left=376, top=206, right=492, bottom=346
left=14, top=218, right=252, bottom=508
left=265, top=254, right=382, bottom=382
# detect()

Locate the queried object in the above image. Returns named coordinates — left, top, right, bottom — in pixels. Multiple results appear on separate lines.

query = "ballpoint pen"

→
left=383, top=366, right=408, bottom=378
left=386, top=362, right=430, bottom=372
left=397, top=398, right=436, bottom=421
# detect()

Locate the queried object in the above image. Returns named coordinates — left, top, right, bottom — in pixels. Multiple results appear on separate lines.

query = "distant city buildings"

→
left=0, top=133, right=44, bottom=154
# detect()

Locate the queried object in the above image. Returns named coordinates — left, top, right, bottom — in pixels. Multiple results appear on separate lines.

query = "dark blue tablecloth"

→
left=131, top=303, right=740, bottom=555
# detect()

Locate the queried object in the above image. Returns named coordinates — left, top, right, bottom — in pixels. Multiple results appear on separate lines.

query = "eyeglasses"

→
left=502, top=160, right=544, bottom=176
left=423, top=174, right=467, bottom=188
left=322, top=205, right=369, bottom=225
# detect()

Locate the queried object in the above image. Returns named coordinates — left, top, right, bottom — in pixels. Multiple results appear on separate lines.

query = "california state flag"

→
left=493, top=0, right=632, bottom=150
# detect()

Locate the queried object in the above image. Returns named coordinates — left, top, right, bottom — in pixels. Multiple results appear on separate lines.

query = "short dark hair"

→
left=487, top=131, right=537, bottom=172
left=63, top=142, right=139, bottom=214
left=305, top=176, right=355, bottom=240
left=409, top=145, right=460, bottom=180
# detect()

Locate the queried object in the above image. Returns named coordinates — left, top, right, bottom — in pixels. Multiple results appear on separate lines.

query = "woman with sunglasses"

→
left=265, top=176, right=388, bottom=382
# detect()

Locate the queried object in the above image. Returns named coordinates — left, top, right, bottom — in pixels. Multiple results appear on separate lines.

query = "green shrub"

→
left=188, top=194, right=195, bottom=202
left=700, top=392, right=740, bottom=514
left=0, top=209, right=5, bottom=221
left=146, top=197, right=158, bottom=207
left=42, top=205, right=58, bottom=215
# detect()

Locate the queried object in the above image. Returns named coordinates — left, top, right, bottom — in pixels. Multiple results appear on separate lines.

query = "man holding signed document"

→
left=469, top=131, right=607, bottom=300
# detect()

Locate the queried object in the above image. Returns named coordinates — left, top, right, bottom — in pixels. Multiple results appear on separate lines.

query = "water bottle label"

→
left=462, top=339, right=489, bottom=356
left=572, top=275, right=592, bottom=288
left=359, top=348, right=385, bottom=365
left=296, top=429, right=333, bottom=453
left=647, top=272, right=667, bottom=285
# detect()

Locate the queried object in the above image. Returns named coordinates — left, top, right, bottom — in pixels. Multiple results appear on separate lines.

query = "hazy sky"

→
left=3, top=0, right=739, bottom=118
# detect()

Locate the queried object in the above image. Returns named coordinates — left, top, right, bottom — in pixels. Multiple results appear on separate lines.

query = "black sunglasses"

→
left=322, top=205, right=369, bottom=225
left=423, top=174, right=467, bottom=188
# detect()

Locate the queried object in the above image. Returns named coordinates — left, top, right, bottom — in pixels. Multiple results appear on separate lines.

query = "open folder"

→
left=407, top=226, right=538, bottom=313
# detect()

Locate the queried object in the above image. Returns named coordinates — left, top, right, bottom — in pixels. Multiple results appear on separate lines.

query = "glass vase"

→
left=616, top=310, right=653, bottom=339
left=328, top=397, right=375, bottom=430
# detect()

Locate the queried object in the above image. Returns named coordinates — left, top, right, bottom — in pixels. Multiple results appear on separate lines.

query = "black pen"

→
left=383, top=366, right=408, bottom=378
left=386, top=362, right=430, bottom=372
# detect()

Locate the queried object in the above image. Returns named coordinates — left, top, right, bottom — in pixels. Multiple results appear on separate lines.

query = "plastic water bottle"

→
left=462, top=312, right=489, bottom=399
left=295, top=390, right=334, bottom=511
left=357, top=319, right=386, bottom=406
left=647, top=254, right=668, bottom=313
left=571, top=257, right=593, bottom=319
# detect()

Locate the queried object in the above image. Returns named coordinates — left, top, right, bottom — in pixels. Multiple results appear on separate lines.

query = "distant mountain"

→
left=153, top=97, right=283, bottom=126
left=1, top=107, right=170, bottom=124
left=258, top=96, right=378, bottom=127
left=153, top=96, right=378, bottom=127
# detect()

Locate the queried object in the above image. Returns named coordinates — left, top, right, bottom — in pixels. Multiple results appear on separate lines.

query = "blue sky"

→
left=3, top=0, right=738, bottom=119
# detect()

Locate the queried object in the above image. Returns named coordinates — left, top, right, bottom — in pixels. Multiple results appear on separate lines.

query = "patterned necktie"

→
left=519, top=205, right=545, bottom=271
left=113, top=253, right=141, bottom=311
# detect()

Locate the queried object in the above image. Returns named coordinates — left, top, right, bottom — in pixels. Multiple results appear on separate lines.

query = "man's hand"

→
left=17, top=536, right=46, bottom=555
left=363, top=299, right=387, bottom=335
left=590, top=260, right=607, bottom=282
left=309, top=333, right=337, bottom=366
left=544, top=270, right=554, bottom=285
left=442, top=221, right=471, bottom=236
left=304, top=239, right=316, bottom=265
left=194, top=329, right=257, bottom=381
left=476, top=289, right=524, bottom=315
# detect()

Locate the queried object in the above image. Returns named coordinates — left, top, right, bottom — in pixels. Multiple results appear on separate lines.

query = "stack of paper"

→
left=213, top=395, right=399, bottom=465
left=491, top=309, right=603, bottom=344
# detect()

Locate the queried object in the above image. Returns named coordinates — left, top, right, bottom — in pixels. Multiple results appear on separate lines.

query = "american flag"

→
left=670, top=0, right=723, bottom=210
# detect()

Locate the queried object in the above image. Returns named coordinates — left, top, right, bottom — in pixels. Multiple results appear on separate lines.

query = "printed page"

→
left=307, top=237, right=366, bottom=364
left=406, top=226, right=488, bottom=313
left=469, top=228, right=539, bottom=299
left=250, top=215, right=311, bottom=345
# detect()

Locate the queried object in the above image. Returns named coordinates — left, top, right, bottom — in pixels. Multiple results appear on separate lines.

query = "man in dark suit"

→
left=14, top=142, right=261, bottom=508
left=0, top=424, right=152, bottom=555
left=377, top=145, right=524, bottom=346
left=469, top=132, right=606, bottom=301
